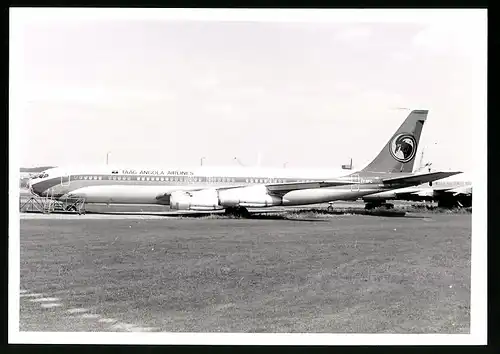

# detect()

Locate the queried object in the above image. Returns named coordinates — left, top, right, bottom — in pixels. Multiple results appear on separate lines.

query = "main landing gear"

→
left=364, top=201, right=394, bottom=210
left=224, top=206, right=251, bottom=218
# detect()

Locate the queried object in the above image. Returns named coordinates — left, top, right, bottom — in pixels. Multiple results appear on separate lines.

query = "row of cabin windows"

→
left=71, top=175, right=296, bottom=183
left=246, top=178, right=288, bottom=183
left=70, top=176, right=466, bottom=186
left=73, top=175, right=212, bottom=182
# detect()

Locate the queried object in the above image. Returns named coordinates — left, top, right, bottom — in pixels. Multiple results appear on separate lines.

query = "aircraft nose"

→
left=27, top=178, right=33, bottom=191
left=28, top=179, right=43, bottom=196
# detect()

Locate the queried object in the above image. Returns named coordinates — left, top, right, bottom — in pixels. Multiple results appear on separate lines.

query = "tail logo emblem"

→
left=390, top=133, right=417, bottom=163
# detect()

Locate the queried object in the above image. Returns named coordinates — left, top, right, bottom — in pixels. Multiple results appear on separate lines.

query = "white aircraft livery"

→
left=28, top=110, right=461, bottom=216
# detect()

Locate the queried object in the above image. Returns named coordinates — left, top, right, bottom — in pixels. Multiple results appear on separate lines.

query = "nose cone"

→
left=28, top=179, right=44, bottom=197
left=27, top=178, right=33, bottom=191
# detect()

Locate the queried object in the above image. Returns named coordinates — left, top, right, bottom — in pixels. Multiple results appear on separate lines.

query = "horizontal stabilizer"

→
left=383, top=171, right=462, bottom=186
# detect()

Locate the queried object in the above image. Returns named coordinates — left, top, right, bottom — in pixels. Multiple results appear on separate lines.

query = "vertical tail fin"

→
left=361, top=110, right=428, bottom=173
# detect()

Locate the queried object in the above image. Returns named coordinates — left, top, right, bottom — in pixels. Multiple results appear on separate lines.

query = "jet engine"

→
left=169, top=190, right=223, bottom=211
left=218, top=185, right=282, bottom=208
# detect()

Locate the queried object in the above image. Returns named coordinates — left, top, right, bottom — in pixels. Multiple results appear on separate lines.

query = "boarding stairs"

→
left=20, top=188, right=87, bottom=214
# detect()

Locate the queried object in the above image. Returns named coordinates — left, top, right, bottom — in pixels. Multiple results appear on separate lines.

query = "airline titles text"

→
left=122, top=169, right=194, bottom=176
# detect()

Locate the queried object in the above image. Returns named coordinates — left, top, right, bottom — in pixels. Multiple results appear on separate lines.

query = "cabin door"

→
left=61, top=175, right=71, bottom=187
left=350, top=173, right=360, bottom=192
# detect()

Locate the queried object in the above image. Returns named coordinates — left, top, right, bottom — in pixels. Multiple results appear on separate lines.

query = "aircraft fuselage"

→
left=28, top=167, right=385, bottom=207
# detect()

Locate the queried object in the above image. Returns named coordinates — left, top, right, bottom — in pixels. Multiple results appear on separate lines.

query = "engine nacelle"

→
left=169, top=190, right=224, bottom=211
left=218, top=185, right=282, bottom=208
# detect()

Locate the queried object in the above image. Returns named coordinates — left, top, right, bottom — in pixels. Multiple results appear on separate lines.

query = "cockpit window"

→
left=32, top=172, right=49, bottom=179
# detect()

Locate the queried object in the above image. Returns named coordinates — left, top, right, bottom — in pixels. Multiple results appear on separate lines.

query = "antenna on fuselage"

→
left=233, top=157, right=245, bottom=166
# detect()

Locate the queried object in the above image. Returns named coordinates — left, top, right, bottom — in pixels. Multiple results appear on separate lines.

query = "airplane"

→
left=27, top=109, right=461, bottom=216
left=361, top=174, right=472, bottom=209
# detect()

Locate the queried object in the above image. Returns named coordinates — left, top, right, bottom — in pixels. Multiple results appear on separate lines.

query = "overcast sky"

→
left=11, top=9, right=486, bottom=173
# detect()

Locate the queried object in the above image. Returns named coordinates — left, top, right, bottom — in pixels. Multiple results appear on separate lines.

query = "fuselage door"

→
left=350, top=173, right=360, bottom=192
left=61, top=175, right=70, bottom=187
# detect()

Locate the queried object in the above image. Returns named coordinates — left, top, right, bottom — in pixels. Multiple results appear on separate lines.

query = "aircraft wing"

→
left=265, top=180, right=358, bottom=196
left=382, top=171, right=462, bottom=186
left=184, top=180, right=357, bottom=194
left=155, top=180, right=358, bottom=202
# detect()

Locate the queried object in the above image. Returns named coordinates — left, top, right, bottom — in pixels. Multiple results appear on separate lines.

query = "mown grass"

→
left=20, top=214, right=471, bottom=333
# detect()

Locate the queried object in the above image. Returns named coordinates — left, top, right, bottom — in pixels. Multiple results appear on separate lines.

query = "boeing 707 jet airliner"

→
left=28, top=110, right=460, bottom=216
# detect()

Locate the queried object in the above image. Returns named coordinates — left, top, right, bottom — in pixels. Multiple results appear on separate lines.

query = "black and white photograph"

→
left=9, top=8, right=487, bottom=345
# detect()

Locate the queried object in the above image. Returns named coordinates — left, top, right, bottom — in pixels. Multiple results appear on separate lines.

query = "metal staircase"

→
left=20, top=188, right=86, bottom=214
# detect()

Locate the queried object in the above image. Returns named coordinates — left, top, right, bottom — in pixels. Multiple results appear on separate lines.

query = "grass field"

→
left=19, top=213, right=471, bottom=333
